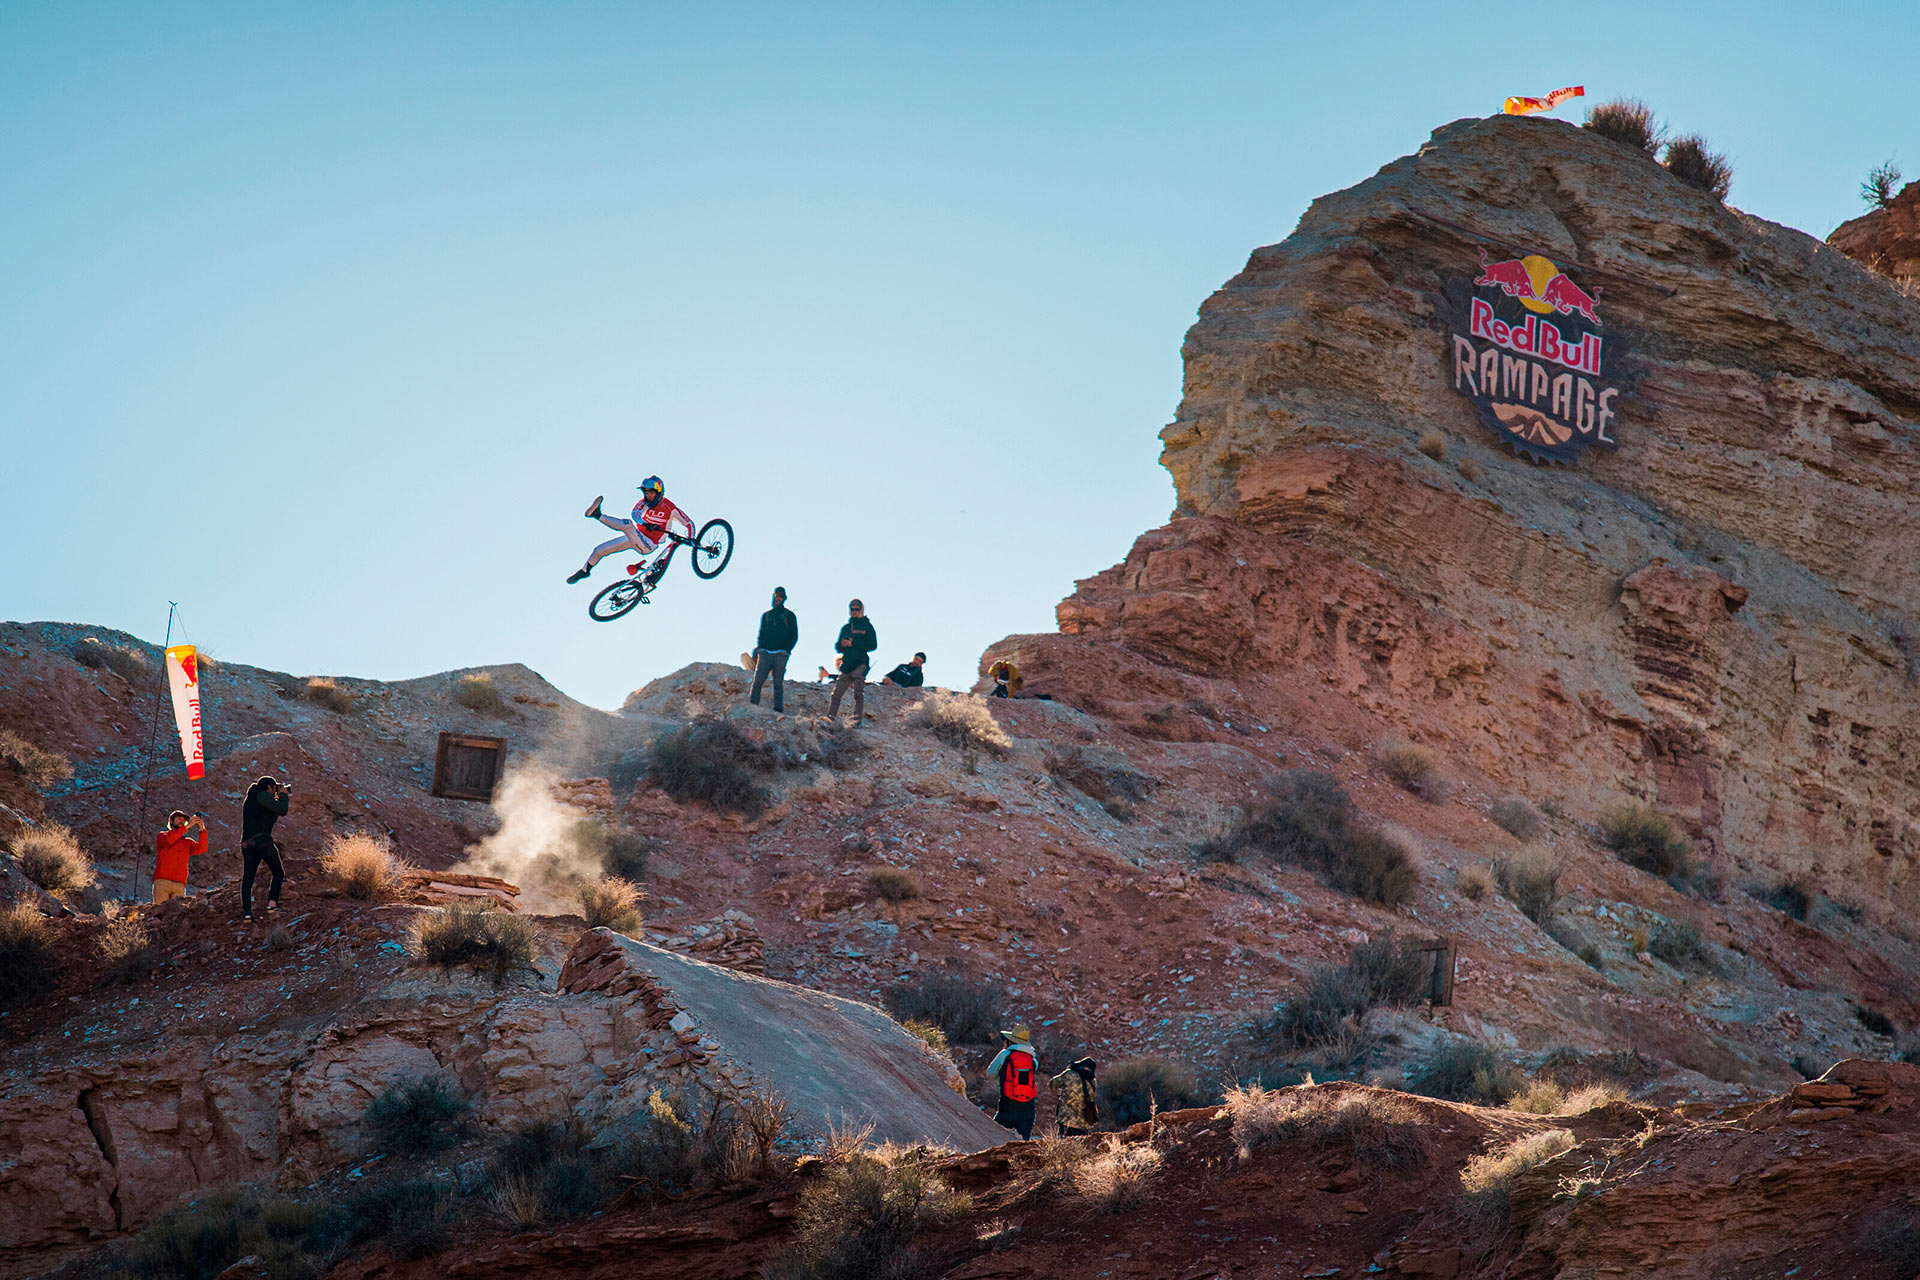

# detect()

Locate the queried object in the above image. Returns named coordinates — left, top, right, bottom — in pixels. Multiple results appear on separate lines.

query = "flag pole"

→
left=133, top=602, right=178, bottom=902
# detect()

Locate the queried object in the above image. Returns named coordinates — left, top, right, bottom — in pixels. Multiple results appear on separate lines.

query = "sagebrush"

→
left=1258, top=930, right=1430, bottom=1051
left=909, top=692, right=1011, bottom=757
left=1583, top=98, right=1662, bottom=153
left=645, top=718, right=771, bottom=817
left=305, top=677, right=357, bottom=714
left=321, top=834, right=406, bottom=901
left=1664, top=134, right=1732, bottom=200
left=1496, top=849, right=1563, bottom=927
left=0, top=730, right=71, bottom=790
left=1226, top=1083, right=1428, bottom=1172
left=12, top=824, right=96, bottom=895
left=1200, top=771, right=1419, bottom=906
left=1413, top=1039, right=1521, bottom=1105
left=408, top=903, right=538, bottom=983
left=0, top=903, right=59, bottom=1010
left=1489, top=796, right=1544, bottom=840
left=578, top=877, right=643, bottom=933
left=453, top=672, right=504, bottom=713
left=365, top=1075, right=472, bottom=1155
left=1598, top=803, right=1694, bottom=878
left=766, top=1152, right=965, bottom=1279
left=886, top=967, right=1004, bottom=1045
left=573, top=819, right=650, bottom=881
left=1102, top=1056, right=1201, bottom=1127
left=1377, top=742, right=1443, bottom=799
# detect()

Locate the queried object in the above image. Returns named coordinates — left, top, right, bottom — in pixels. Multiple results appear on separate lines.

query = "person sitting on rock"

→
left=1049, top=1057, right=1099, bottom=1137
left=567, top=475, right=694, bottom=585
left=987, top=1024, right=1041, bottom=1140
left=881, top=652, right=926, bottom=688
left=152, top=809, right=208, bottom=904
left=987, top=658, right=1022, bottom=699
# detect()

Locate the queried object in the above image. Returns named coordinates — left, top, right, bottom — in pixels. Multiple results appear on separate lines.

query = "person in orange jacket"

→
left=153, top=809, right=208, bottom=903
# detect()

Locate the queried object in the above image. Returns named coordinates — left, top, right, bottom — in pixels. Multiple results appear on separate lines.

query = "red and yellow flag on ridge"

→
left=165, top=645, right=205, bottom=780
left=1504, top=85, right=1584, bottom=116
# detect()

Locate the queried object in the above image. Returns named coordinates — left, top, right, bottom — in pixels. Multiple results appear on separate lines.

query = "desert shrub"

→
left=1102, top=1056, right=1201, bottom=1127
left=1045, top=745, right=1156, bottom=818
left=867, top=867, right=921, bottom=903
left=1856, top=1005, right=1896, bottom=1038
left=488, top=1118, right=604, bottom=1224
left=900, top=1018, right=949, bottom=1058
left=812, top=726, right=871, bottom=771
left=114, top=1185, right=328, bottom=1280
left=326, top=1176, right=457, bottom=1262
left=1457, top=864, right=1494, bottom=901
left=1761, top=876, right=1812, bottom=921
left=1069, top=1135, right=1163, bottom=1213
left=1505, top=1079, right=1625, bottom=1117
left=570, top=819, right=649, bottom=881
left=1648, top=920, right=1711, bottom=972
left=908, top=692, right=1012, bottom=757
left=1416, top=429, right=1447, bottom=461
left=1664, top=134, right=1732, bottom=200
left=453, top=672, right=504, bottom=713
left=1864, top=160, right=1904, bottom=210
left=766, top=1153, right=965, bottom=1280
left=577, top=876, right=644, bottom=933
left=1598, top=803, right=1695, bottom=878
left=1536, top=1046, right=1656, bottom=1093
left=645, top=718, right=771, bottom=817
left=408, top=903, right=538, bottom=983
left=12, top=823, right=96, bottom=895
left=0, top=903, right=59, bottom=1009
left=1456, top=456, right=1483, bottom=484
left=1583, top=98, right=1662, bottom=153
left=1202, top=771, right=1419, bottom=906
left=885, top=967, right=1004, bottom=1045
left=1413, top=1040, right=1521, bottom=1105
left=365, top=1074, right=473, bottom=1156
left=73, top=636, right=154, bottom=686
left=265, top=924, right=294, bottom=952
left=1377, top=741, right=1442, bottom=799
left=1260, top=930, right=1431, bottom=1050
left=1489, top=796, right=1545, bottom=841
left=1495, top=849, right=1563, bottom=927
left=320, top=833, right=406, bottom=901
left=1460, top=1128, right=1575, bottom=1217
left=304, top=677, right=356, bottom=714
left=1225, top=1083, right=1428, bottom=1172
left=97, top=911, right=154, bottom=986
left=0, top=730, right=71, bottom=790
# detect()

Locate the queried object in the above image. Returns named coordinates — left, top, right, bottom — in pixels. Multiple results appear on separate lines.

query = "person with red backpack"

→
left=986, top=1024, right=1040, bottom=1140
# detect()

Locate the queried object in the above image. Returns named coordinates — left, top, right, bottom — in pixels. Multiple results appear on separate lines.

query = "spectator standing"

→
left=1049, top=1058, right=1100, bottom=1136
left=152, top=810, right=208, bottom=903
left=827, top=599, right=877, bottom=725
left=987, top=1024, right=1040, bottom=1140
left=881, top=652, right=926, bottom=687
left=239, top=775, right=290, bottom=921
left=749, top=587, right=798, bottom=714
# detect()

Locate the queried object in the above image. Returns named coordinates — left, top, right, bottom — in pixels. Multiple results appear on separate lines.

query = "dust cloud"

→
left=450, top=766, right=604, bottom=913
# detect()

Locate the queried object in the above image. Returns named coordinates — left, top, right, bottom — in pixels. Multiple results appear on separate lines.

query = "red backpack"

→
left=1001, top=1048, right=1037, bottom=1103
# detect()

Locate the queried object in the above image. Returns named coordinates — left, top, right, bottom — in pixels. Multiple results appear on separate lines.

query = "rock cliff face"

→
left=999, top=115, right=1920, bottom=913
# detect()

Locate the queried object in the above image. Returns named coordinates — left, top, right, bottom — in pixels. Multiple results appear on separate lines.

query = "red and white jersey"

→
left=630, top=495, right=694, bottom=544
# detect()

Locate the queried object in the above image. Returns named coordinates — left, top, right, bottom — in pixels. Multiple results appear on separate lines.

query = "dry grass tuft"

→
left=1201, top=770, right=1420, bottom=907
left=1226, top=1083, right=1429, bottom=1171
left=578, top=877, right=644, bottom=933
left=1414, top=1039, right=1523, bottom=1105
left=900, top=1018, right=949, bottom=1058
left=1583, top=98, right=1663, bottom=153
left=1495, top=848, right=1564, bottom=927
left=867, top=867, right=921, bottom=902
left=1598, top=803, right=1695, bottom=878
left=409, top=903, right=538, bottom=983
left=1257, top=930, right=1430, bottom=1053
left=1664, top=134, right=1732, bottom=200
left=96, top=911, right=153, bottom=985
left=1455, top=456, right=1483, bottom=484
left=1417, top=429, right=1447, bottom=461
left=321, top=833, right=408, bottom=901
left=1509, top=1080, right=1629, bottom=1115
left=1070, top=1136, right=1163, bottom=1213
left=1460, top=1128, right=1576, bottom=1215
left=12, top=824, right=96, bottom=895
left=908, top=692, right=1012, bottom=757
left=72, top=637, right=154, bottom=686
left=305, top=677, right=357, bottom=714
left=766, top=1153, right=966, bottom=1279
left=0, top=903, right=59, bottom=1009
left=453, top=672, right=504, bottom=714
left=1489, top=796, right=1545, bottom=840
left=1377, top=741, right=1443, bottom=799
left=1457, top=863, right=1494, bottom=901
left=0, top=730, right=71, bottom=790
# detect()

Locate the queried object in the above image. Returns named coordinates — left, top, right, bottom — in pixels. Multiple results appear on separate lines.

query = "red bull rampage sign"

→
left=1445, top=249, right=1628, bottom=464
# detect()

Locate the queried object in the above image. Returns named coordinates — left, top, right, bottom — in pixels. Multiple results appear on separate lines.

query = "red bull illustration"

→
left=1446, top=248, right=1629, bottom=464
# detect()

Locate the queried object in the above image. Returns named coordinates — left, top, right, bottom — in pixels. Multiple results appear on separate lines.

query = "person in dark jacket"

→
left=749, top=587, right=798, bottom=713
left=881, top=652, right=926, bottom=687
left=827, top=599, right=877, bottom=725
left=1049, top=1057, right=1099, bottom=1136
left=239, top=775, right=290, bottom=920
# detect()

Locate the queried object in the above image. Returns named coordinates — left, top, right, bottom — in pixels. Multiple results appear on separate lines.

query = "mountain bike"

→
left=588, top=519, right=735, bottom=622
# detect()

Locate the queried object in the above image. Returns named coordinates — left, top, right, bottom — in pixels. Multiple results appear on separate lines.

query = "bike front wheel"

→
left=690, top=518, right=735, bottom=579
left=589, top=579, right=647, bottom=622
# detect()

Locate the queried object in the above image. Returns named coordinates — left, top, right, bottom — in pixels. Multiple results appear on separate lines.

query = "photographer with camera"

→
left=239, top=775, right=291, bottom=921
left=152, top=809, right=208, bottom=903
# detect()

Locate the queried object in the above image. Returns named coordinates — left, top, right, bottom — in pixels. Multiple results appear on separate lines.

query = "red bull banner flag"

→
left=164, top=645, right=205, bottom=780
left=1443, top=248, right=1632, bottom=464
left=1503, top=85, right=1583, bottom=116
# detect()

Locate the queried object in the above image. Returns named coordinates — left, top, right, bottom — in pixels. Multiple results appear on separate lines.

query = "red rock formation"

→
left=1831, top=180, right=1920, bottom=283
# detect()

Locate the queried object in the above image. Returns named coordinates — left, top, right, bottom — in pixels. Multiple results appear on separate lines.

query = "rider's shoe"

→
left=584, top=495, right=604, bottom=520
left=567, top=566, right=591, bottom=584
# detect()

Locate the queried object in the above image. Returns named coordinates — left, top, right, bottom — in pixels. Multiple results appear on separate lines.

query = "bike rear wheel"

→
left=589, top=579, right=647, bottom=622
left=691, top=518, right=735, bottom=579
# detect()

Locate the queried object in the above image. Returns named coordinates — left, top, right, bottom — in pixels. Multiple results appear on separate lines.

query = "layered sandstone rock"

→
left=998, top=114, right=1920, bottom=911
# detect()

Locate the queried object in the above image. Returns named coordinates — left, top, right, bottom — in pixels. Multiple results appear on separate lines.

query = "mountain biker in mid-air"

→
left=567, top=476, right=695, bottom=587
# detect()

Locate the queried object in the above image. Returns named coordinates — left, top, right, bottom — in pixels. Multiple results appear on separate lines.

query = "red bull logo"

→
left=1447, top=249, right=1628, bottom=464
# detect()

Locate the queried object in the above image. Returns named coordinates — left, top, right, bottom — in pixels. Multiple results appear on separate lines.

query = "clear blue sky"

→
left=3, top=3, right=1913, bottom=710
